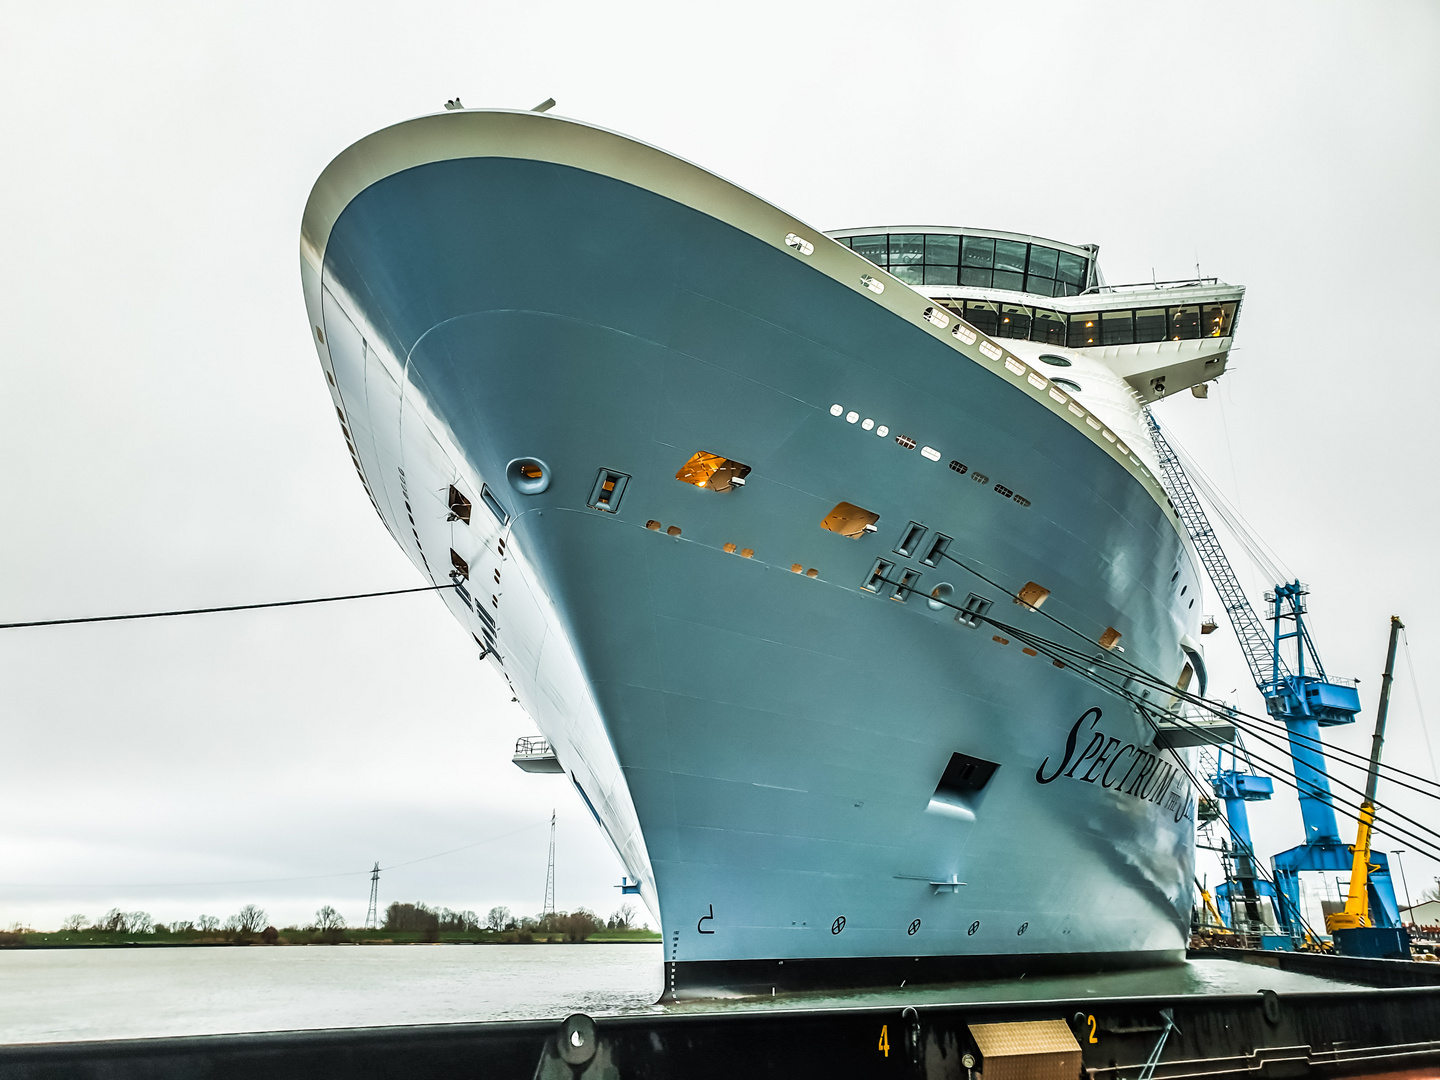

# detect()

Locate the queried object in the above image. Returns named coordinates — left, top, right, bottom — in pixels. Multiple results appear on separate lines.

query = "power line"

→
left=875, top=562, right=1440, bottom=863
left=0, top=584, right=458, bottom=630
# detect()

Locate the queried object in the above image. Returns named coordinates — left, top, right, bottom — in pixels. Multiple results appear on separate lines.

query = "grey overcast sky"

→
left=2, top=1, right=1438, bottom=932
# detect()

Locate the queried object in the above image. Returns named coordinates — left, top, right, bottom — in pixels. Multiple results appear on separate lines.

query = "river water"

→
left=0, top=944, right=664, bottom=1044
left=0, top=945, right=1365, bottom=1045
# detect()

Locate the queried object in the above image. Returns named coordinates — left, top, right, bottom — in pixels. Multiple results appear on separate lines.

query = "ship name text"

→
left=1035, top=708, right=1194, bottom=823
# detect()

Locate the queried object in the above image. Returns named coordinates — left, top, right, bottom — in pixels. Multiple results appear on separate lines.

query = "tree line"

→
left=382, top=901, right=642, bottom=942
left=3, top=901, right=646, bottom=946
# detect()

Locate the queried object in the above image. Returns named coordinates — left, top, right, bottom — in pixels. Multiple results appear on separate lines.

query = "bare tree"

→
left=608, top=903, right=637, bottom=930
left=486, top=905, right=511, bottom=931
left=233, top=905, right=268, bottom=934
left=196, top=915, right=220, bottom=932
left=99, top=908, right=128, bottom=932
left=127, top=911, right=154, bottom=934
left=314, top=905, right=345, bottom=931
left=60, top=914, right=87, bottom=932
left=171, top=920, right=195, bottom=933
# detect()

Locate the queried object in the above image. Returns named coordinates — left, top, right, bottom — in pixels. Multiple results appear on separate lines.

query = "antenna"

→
left=543, top=810, right=556, bottom=916
left=365, top=862, right=380, bottom=929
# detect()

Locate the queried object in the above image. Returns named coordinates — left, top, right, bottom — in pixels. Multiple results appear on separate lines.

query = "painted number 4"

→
left=878, top=1024, right=889, bottom=1058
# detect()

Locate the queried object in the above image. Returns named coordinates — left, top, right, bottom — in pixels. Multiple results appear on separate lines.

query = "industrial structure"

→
left=1148, top=414, right=1407, bottom=956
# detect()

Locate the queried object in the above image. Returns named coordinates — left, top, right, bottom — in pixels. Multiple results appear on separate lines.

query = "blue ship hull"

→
left=301, top=111, right=1201, bottom=996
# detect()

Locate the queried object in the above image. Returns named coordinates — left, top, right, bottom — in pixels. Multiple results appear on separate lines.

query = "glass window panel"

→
left=1056, top=251, right=1088, bottom=286
left=994, top=240, right=1027, bottom=275
left=963, top=300, right=1000, bottom=336
left=1025, top=275, right=1057, bottom=297
left=998, top=304, right=1032, bottom=340
left=890, top=233, right=924, bottom=267
left=923, top=264, right=959, bottom=286
left=1058, top=281, right=1081, bottom=297
left=890, top=264, right=924, bottom=284
left=992, top=270, right=1025, bottom=291
left=1068, top=313, right=1101, bottom=348
left=1204, top=302, right=1236, bottom=337
left=1169, top=306, right=1200, bottom=340
left=850, top=234, right=888, bottom=267
left=1135, top=308, right=1167, bottom=343
left=960, top=267, right=993, bottom=288
left=1101, top=310, right=1134, bottom=346
left=925, top=234, right=959, bottom=265
left=1027, top=245, right=1059, bottom=278
left=1030, top=308, right=1067, bottom=345
left=961, top=236, right=995, bottom=268
left=837, top=236, right=853, bottom=247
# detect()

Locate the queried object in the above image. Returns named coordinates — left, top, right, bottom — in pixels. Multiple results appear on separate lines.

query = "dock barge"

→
left=5, top=950, right=1438, bottom=1079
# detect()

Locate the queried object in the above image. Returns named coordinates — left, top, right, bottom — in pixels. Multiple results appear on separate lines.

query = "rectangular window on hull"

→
left=448, top=484, right=472, bottom=524
left=934, top=752, right=999, bottom=798
left=587, top=470, right=629, bottom=513
left=480, top=485, right=510, bottom=525
left=675, top=451, right=751, bottom=493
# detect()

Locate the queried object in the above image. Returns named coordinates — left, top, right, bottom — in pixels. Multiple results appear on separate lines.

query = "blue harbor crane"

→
left=1146, top=414, right=1404, bottom=953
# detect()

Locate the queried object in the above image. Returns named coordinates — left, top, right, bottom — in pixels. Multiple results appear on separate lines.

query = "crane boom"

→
left=1144, top=411, right=1284, bottom=686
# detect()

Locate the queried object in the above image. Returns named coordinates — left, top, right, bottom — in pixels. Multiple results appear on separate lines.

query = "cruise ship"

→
left=300, top=108, right=1241, bottom=997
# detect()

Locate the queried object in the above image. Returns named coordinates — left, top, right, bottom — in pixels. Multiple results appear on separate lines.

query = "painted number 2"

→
left=878, top=1024, right=889, bottom=1058
left=1087, top=1014, right=1098, bottom=1044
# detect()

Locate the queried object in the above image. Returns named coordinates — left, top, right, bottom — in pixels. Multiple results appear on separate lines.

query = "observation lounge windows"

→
left=1025, top=245, right=1058, bottom=297
left=889, top=233, right=925, bottom=283
left=1056, top=251, right=1088, bottom=295
left=924, top=263, right=959, bottom=286
left=997, top=303, right=1032, bottom=340
left=960, top=237, right=995, bottom=288
left=1206, top=302, right=1236, bottom=337
left=837, top=230, right=1095, bottom=301
left=992, top=240, right=1027, bottom=291
left=834, top=231, right=1239, bottom=350
left=1101, top=309, right=1134, bottom=346
left=1135, top=308, right=1167, bottom=343
left=1031, top=308, right=1067, bottom=345
left=849, top=234, right=888, bottom=268
left=1067, top=313, right=1100, bottom=348
left=963, top=299, right=1001, bottom=337
left=1169, top=306, right=1201, bottom=340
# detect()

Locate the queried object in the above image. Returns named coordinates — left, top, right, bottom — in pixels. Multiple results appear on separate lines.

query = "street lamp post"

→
left=1393, top=850, right=1413, bottom=922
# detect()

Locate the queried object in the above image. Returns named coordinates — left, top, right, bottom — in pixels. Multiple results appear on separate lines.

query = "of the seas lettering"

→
left=1036, top=707, right=1194, bottom=823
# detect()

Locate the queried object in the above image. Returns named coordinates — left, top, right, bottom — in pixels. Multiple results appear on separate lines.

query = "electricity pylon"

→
left=543, top=811, right=556, bottom=916
left=365, top=862, right=380, bottom=929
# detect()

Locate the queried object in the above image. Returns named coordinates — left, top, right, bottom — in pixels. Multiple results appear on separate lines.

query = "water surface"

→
left=0, top=946, right=1364, bottom=1045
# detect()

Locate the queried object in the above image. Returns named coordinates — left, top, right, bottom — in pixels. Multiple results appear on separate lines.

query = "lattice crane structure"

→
left=1146, top=412, right=1402, bottom=948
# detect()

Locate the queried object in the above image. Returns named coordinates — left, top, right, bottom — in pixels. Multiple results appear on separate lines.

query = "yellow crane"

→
left=1325, top=616, right=1403, bottom=935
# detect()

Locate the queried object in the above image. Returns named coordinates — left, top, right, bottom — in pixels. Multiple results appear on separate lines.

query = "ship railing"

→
left=1083, top=276, right=1223, bottom=293
left=514, top=735, right=551, bottom=758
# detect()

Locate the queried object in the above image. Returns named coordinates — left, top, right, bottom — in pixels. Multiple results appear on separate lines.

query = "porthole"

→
left=506, top=457, right=551, bottom=495
left=1038, top=354, right=1072, bottom=367
left=1052, top=377, right=1082, bottom=393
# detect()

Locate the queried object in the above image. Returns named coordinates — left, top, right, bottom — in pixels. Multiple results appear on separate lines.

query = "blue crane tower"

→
left=1146, top=413, right=1402, bottom=945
